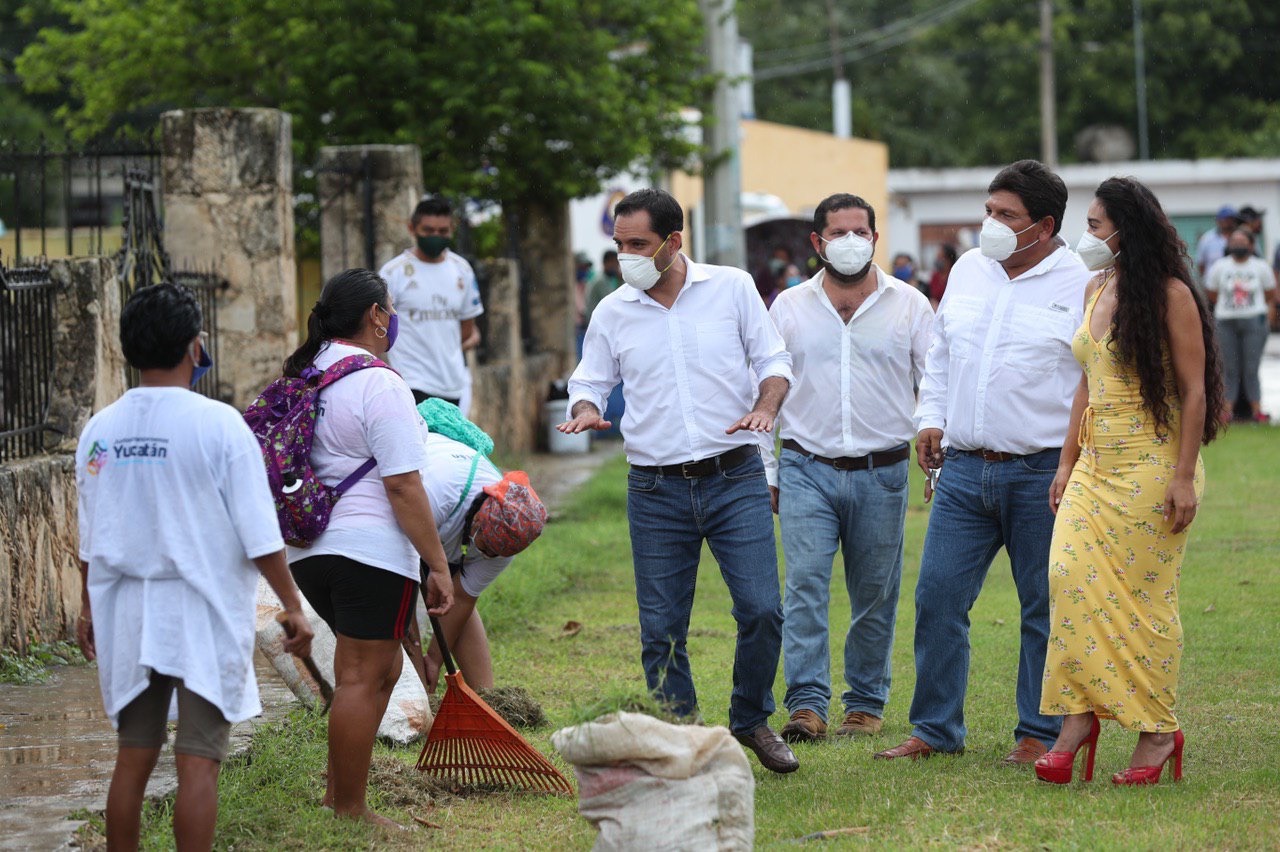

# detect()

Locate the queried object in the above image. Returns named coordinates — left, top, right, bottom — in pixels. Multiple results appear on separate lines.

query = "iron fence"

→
left=0, top=136, right=161, bottom=263
left=0, top=261, right=57, bottom=462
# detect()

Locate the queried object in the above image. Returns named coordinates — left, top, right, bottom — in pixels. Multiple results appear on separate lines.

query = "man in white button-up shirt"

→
left=559, top=188, right=799, bottom=774
left=876, top=160, right=1089, bottom=765
left=767, top=194, right=933, bottom=745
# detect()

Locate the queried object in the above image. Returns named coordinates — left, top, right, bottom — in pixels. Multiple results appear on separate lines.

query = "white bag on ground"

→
left=552, top=712, right=754, bottom=852
left=253, top=577, right=433, bottom=743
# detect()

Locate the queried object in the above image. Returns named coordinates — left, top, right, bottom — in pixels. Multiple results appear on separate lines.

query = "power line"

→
left=753, top=0, right=984, bottom=82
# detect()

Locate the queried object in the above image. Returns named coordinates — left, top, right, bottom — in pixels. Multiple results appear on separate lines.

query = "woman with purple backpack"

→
left=282, top=268, right=454, bottom=829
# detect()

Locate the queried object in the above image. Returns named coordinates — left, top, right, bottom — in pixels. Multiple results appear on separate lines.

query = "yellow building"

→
left=669, top=119, right=891, bottom=266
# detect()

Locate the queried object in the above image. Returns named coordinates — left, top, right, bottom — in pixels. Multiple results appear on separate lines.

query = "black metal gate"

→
left=0, top=261, right=56, bottom=462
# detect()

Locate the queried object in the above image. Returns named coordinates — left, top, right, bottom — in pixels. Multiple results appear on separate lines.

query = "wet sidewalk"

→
left=0, top=440, right=622, bottom=851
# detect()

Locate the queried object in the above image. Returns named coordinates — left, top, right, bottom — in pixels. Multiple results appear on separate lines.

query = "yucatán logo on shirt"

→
left=110, top=436, right=171, bottom=465
left=86, top=440, right=109, bottom=475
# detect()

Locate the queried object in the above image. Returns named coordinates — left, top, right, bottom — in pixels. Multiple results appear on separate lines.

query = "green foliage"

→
left=0, top=640, right=87, bottom=684
left=14, top=0, right=709, bottom=206
left=742, top=0, right=1280, bottom=167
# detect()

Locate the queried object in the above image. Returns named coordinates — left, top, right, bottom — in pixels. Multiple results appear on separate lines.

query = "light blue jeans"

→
left=908, top=447, right=1063, bottom=752
left=779, top=447, right=908, bottom=722
left=626, top=452, right=783, bottom=734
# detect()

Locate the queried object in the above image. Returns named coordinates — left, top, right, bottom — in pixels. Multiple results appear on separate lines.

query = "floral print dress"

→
left=1039, top=279, right=1204, bottom=732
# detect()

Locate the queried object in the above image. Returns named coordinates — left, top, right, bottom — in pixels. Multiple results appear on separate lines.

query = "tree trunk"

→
left=506, top=197, right=573, bottom=373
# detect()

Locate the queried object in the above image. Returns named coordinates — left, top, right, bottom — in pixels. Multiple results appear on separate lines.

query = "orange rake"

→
left=416, top=615, right=572, bottom=794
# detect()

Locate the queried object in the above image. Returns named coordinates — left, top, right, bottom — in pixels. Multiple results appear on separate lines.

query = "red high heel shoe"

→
left=1035, top=715, right=1101, bottom=784
left=1112, top=729, right=1184, bottom=785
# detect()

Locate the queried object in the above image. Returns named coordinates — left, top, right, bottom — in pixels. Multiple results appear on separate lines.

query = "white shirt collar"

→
left=976, top=241, right=1073, bottom=282
left=617, top=254, right=708, bottom=303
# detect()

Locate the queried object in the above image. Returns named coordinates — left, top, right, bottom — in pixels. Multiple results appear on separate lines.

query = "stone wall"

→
left=1, top=258, right=122, bottom=651
left=318, top=145, right=422, bottom=281
left=162, top=108, right=297, bottom=408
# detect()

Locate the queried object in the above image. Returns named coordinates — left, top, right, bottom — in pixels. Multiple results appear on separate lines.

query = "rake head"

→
left=416, top=671, right=573, bottom=795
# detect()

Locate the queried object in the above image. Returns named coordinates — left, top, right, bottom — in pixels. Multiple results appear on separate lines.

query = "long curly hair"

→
left=1094, top=177, right=1225, bottom=444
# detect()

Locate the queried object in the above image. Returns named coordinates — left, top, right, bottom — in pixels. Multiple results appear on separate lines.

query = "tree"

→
left=740, top=0, right=1280, bottom=167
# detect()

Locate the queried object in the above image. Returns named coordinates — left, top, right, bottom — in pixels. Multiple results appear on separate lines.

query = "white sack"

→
left=552, top=712, right=754, bottom=852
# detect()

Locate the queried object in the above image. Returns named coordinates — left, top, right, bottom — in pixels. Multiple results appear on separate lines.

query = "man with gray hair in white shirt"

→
left=559, top=187, right=800, bottom=774
left=876, top=160, right=1089, bottom=765
left=767, top=193, right=934, bottom=745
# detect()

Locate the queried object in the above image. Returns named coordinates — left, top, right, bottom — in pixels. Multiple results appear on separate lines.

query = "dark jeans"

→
left=908, top=447, right=1064, bottom=752
left=626, top=451, right=783, bottom=733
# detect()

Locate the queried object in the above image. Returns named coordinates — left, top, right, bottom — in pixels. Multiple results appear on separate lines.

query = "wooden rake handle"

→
left=275, top=611, right=334, bottom=711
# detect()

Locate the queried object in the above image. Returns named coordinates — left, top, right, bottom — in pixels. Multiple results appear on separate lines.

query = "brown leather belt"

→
left=630, top=444, right=757, bottom=479
left=958, top=448, right=1022, bottom=462
left=781, top=439, right=910, bottom=471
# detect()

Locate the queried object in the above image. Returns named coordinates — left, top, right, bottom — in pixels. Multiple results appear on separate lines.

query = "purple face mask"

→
left=385, top=311, right=399, bottom=351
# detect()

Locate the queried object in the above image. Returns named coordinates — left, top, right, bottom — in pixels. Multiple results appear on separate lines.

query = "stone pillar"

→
left=469, top=259, right=528, bottom=453
left=162, top=108, right=297, bottom=408
left=317, top=145, right=423, bottom=281
left=47, top=257, right=127, bottom=453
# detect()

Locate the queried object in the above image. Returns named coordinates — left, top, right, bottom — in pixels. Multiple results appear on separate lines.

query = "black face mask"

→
left=1229, top=247, right=1252, bottom=259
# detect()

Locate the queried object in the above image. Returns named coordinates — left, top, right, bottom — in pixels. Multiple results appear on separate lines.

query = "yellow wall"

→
left=671, top=119, right=891, bottom=266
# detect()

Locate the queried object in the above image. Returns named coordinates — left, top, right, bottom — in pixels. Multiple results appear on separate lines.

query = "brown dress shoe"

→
left=780, top=709, right=827, bottom=743
left=833, top=711, right=883, bottom=737
left=1002, top=737, right=1049, bottom=765
left=734, top=725, right=800, bottom=774
left=874, top=736, right=963, bottom=760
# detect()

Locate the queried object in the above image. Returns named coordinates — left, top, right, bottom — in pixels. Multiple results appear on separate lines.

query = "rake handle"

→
left=429, top=615, right=458, bottom=676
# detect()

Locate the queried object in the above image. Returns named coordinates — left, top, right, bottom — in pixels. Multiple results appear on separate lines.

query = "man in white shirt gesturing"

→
left=876, top=160, right=1089, bottom=765
left=559, top=188, right=799, bottom=774
left=768, top=194, right=934, bottom=744
left=378, top=196, right=483, bottom=410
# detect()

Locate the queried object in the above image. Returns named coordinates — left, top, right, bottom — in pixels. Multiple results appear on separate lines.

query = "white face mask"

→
left=820, top=232, right=875, bottom=276
left=1076, top=230, right=1120, bottom=271
left=979, top=216, right=1041, bottom=261
left=618, top=234, right=676, bottom=291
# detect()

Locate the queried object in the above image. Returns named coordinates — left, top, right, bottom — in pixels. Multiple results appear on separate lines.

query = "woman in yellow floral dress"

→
left=1035, top=177, right=1226, bottom=786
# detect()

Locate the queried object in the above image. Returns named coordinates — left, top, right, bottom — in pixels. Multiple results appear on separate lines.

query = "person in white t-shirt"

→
left=76, top=283, right=313, bottom=851
left=284, top=268, right=454, bottom=829
left=1195, top=205, right=1238, bottom=280
left=416, top=431, right=547, bottom=691
left=1205, top=228, right=1277, bottom=423
left=378, top=196, right=483, bottom=410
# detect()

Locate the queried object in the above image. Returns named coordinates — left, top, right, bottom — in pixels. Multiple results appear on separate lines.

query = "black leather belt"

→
left=958, top=448, right=1023, bottom=462
left=781, top=439, right=910, bottom=471
left=630, top=444, right=757, bottom=479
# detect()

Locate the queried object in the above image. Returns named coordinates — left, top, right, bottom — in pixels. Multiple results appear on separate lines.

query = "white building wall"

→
left=888, top=159, right=1280, bottom=269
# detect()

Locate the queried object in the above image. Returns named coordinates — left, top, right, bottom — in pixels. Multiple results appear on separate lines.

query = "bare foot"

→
left=333, top=807, right=407, bottom=831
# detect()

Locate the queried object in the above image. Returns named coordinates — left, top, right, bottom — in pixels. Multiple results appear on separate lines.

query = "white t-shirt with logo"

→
left=1206, top=255, right=1276, bottom=320
left=419, top=431, right=512, bottom=598
left=76, top=387, right=284, bottom=725
left=379, top=249, right=484, bottom=398
left=286, top=341, right=430, bottom=581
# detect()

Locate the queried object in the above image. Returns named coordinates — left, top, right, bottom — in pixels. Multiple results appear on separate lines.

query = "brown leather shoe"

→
left=1002, top=737, right=1049, bottom=765
left=874, top=736, right=962, bottom=760
left=780, top=709, right=827, bottom=743
left=734, top=725, right=800, bottom=774
left=833, top=711, right=883, bottom=737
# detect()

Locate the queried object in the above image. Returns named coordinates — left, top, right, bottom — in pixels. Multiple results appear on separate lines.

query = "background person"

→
left=769, top=193, right=934, bottom=744
left=1036, top=176, right=1225, bottom=786
left=378, top=195, right=483, bottom=410
left=559, top=188, right=799, bottom=775
left=1195, top=205, right=1239, bottom=280
left=1205, top=228, right=1276, bottom=423
left=283, top=268, right=454, bottom=828
left=928, top=243, right=959, bottom=309
left=76, top=283, right=314, bottom=851
left=876, top=160, right=1088, bottom=765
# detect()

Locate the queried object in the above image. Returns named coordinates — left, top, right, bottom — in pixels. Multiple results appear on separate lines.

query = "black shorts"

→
left=411, top=389, right=461, bottom=407
left=290, top=555, right=418, bottom=641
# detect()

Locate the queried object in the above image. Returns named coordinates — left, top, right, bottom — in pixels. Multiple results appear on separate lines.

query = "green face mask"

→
left=417, top=234, right=451, bottom=258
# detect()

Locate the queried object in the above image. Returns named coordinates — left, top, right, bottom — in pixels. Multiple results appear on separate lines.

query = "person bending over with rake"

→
left=75, top=283, right=314, bottom=851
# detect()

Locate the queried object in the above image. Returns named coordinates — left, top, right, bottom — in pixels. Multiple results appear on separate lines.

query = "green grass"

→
left=0, top=640, right=87, bottom=684
left=125, top=426, right=1280, bottom=849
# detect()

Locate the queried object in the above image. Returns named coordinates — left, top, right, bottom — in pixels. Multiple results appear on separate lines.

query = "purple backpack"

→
left=244, top=354, right=392, bottom=547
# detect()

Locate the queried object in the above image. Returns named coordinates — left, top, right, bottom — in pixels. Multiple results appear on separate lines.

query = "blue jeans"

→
left=627, top=452, right=783, bottom=733
left=779, top=448, right=908, bottom=721
left=908, top=447, right=1063, bottom=752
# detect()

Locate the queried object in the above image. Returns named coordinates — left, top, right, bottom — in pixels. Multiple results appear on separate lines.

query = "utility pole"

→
left=1039, top=0, right=1058, bottom=166
left=1133, top=0, right=1150, bottom=160
left=826, top=0, right=851, bottom=138
left=699, top=0, right=746, bottom=268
